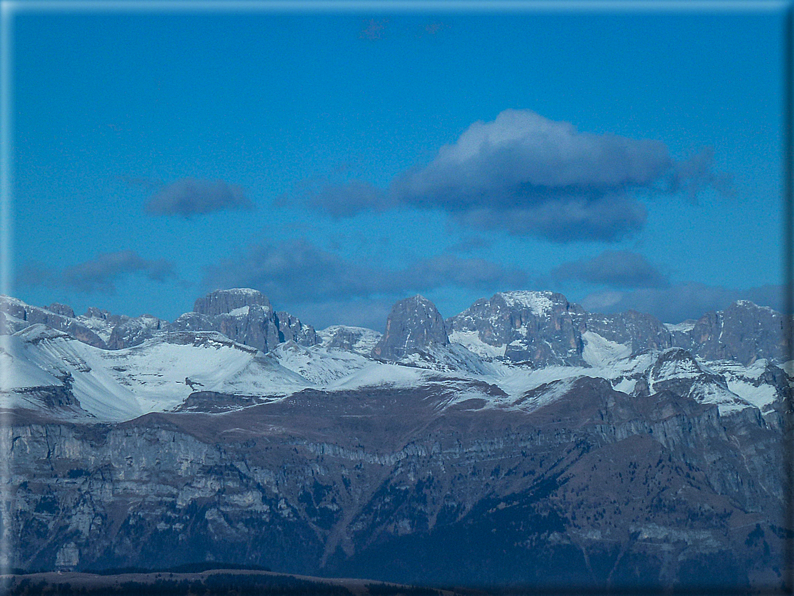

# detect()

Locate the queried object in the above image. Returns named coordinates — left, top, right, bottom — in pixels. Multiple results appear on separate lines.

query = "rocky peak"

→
left=493, top=290, right=561, bottom=317
left=193, top=288, right=271, bottom=317
left=79, top=307, right=126, bottom=335
left=275, top=311, right=318, bottom=346
left=106, top=315, right=164, bottom=350
left=649, top=348, right=703, bottom=381
left=0, top=295, right=27, bottom=322
left=83, top=307, right=106, bottom=319
left=585, top=310, right=673, bottom=355
left=73, top=311, right=119, bottom=345
left=0, top=297, right=108, bottom=349
left=372, top=295, right=449, bottom=361
left=46, top=303, right=75, bottom=319
left=639, top=347, right=748, bottom=413
left=447, top=291, right=586, bottom=367
left=688, top=300, right=788, bottom=365
left=172, top=289, right=318, bottom=354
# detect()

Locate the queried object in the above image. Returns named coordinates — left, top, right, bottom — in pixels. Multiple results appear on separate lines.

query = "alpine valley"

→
left=1, top=288, right=791, bottom=591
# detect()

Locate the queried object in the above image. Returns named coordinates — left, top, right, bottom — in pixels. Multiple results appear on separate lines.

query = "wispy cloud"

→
left=145, top=178, right=252, bottom=217
left=360, top=18, right=388, bottom=41
left=290, top=178, right=390, bottom=218
left=582, top=282, right=787, bottom=323
left=421, top=21, right=450, bottom=36
left=203, top=239, right=528, bottom=305
left=447, top=235, right=492, bottom=254
left=292, top=298, right=395, bottom=332
left=295, top=109, right=732, bottom=243
left=551, top=250, right=669, bottom=289
left=18, top=251, right=176, bottom=294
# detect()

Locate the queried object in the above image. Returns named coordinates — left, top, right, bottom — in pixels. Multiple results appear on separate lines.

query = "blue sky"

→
left=9, top=4, right=789, bottom=330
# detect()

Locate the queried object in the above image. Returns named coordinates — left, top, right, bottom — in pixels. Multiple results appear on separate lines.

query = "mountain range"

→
left=0, top=288, right=791, bottom=591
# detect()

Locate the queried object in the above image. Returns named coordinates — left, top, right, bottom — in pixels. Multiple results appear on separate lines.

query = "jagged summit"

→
left=494, top=290, right=560, bottom=316
left=193, top=288, right=272, bottom=316
left=0, top=292, right=788, bottom=369
left=46, top=302, right=75, bottom=319
left=176, top=289, right=317, bottom=353
left=371, top=295, right=449, bottom=361
left=688, top=299, right=788, bottom=365
left=0, top=295, right=108, bottom=348
left=448, top=290, right=586, bottom=367
left=734, top=299, right=775, bottom=311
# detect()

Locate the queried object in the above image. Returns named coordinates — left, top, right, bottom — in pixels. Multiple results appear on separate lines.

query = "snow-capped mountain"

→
left=1, top=289, right=788, bottom=423
left=1, top=288, right=790, bottom=587
left=0, top=324, right=308, bottom=420
left=172, top=288, right=319, bottom=352
left=447, top=290, right=587, bottom=366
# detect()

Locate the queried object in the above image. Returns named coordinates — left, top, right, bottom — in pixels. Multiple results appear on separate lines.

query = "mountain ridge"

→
left=0, top=289, right=789, bottom=424
left=2, top=288, right=789, bottom=365
left=0, top=288, right=791, bottom=588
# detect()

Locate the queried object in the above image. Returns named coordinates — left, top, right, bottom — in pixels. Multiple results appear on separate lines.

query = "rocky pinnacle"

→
left=371, top=295, right=449, bottom=361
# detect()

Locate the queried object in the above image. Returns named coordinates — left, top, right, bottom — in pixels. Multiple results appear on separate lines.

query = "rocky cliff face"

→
left=275, top=311, right=318, bottom=346
left=4, top=376, right=785, bottom=589
left=4, top=291, right=787, bottom=368
left=585, top=309, right=673, bottom=354
left=371, top=295, right=449, bottom=361
left=1, top=290, right=318, bottom=356
left=0, top=297, right=108, bottom=349
left=106, top=315, right=164, bottom=350
left=318, top=326, right=381, bottom=356
left=684, top=301, right=789, bottom=365
left=45, top=303, right=75, bottom=319
left=172, top=289, right=318, bottom=354
left=447, top=291, right=677, bottom=367
left=448, top=292, right=790, bottom=370
left=447, top=291, right=586, bottom=367
left=193, top=288, right=271, bottom=317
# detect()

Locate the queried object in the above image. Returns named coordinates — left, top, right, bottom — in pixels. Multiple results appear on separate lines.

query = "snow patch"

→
left=688, top=380, right=750, bottom=415
left=394, top=344, right=496, bottom=377
left=725, top=379, right=777, bottom=410
left=327, top=362, right=430, bottom=391
left=0, top=341, right=62, bottom=389
left=706, top=359, right=779, bottom=411
left=612, top=378, right=637, bottom=394
left=664, top=321, right=696, bottom=334
left=270, top=342, right=373, bottom=385
left=708, top=358, right=768, bottom=380
left=582, top=331, right=632, bottom=368
left=316, top=325, right=382, bottom=356
left=226, top=288, right=262, bottom=297
left=75, top=316, right=115, bottom=342
left=498, top=291, right=554, bottom=317
left=3, top=329, right=309, bottom=421
left=4, top=330, right=143, bottom=420
left=652, top=351, right=702, bottom=382
left=510, top=378, right=575, bottom=412
left=733, top=300, right=773, bottom=313
left=448, top=330, right=506, bottom=360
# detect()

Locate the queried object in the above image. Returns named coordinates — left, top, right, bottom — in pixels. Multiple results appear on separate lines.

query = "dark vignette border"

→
left=0, top=2, right=792, bottom=595
left=783, top=2, right=793, bottom=595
